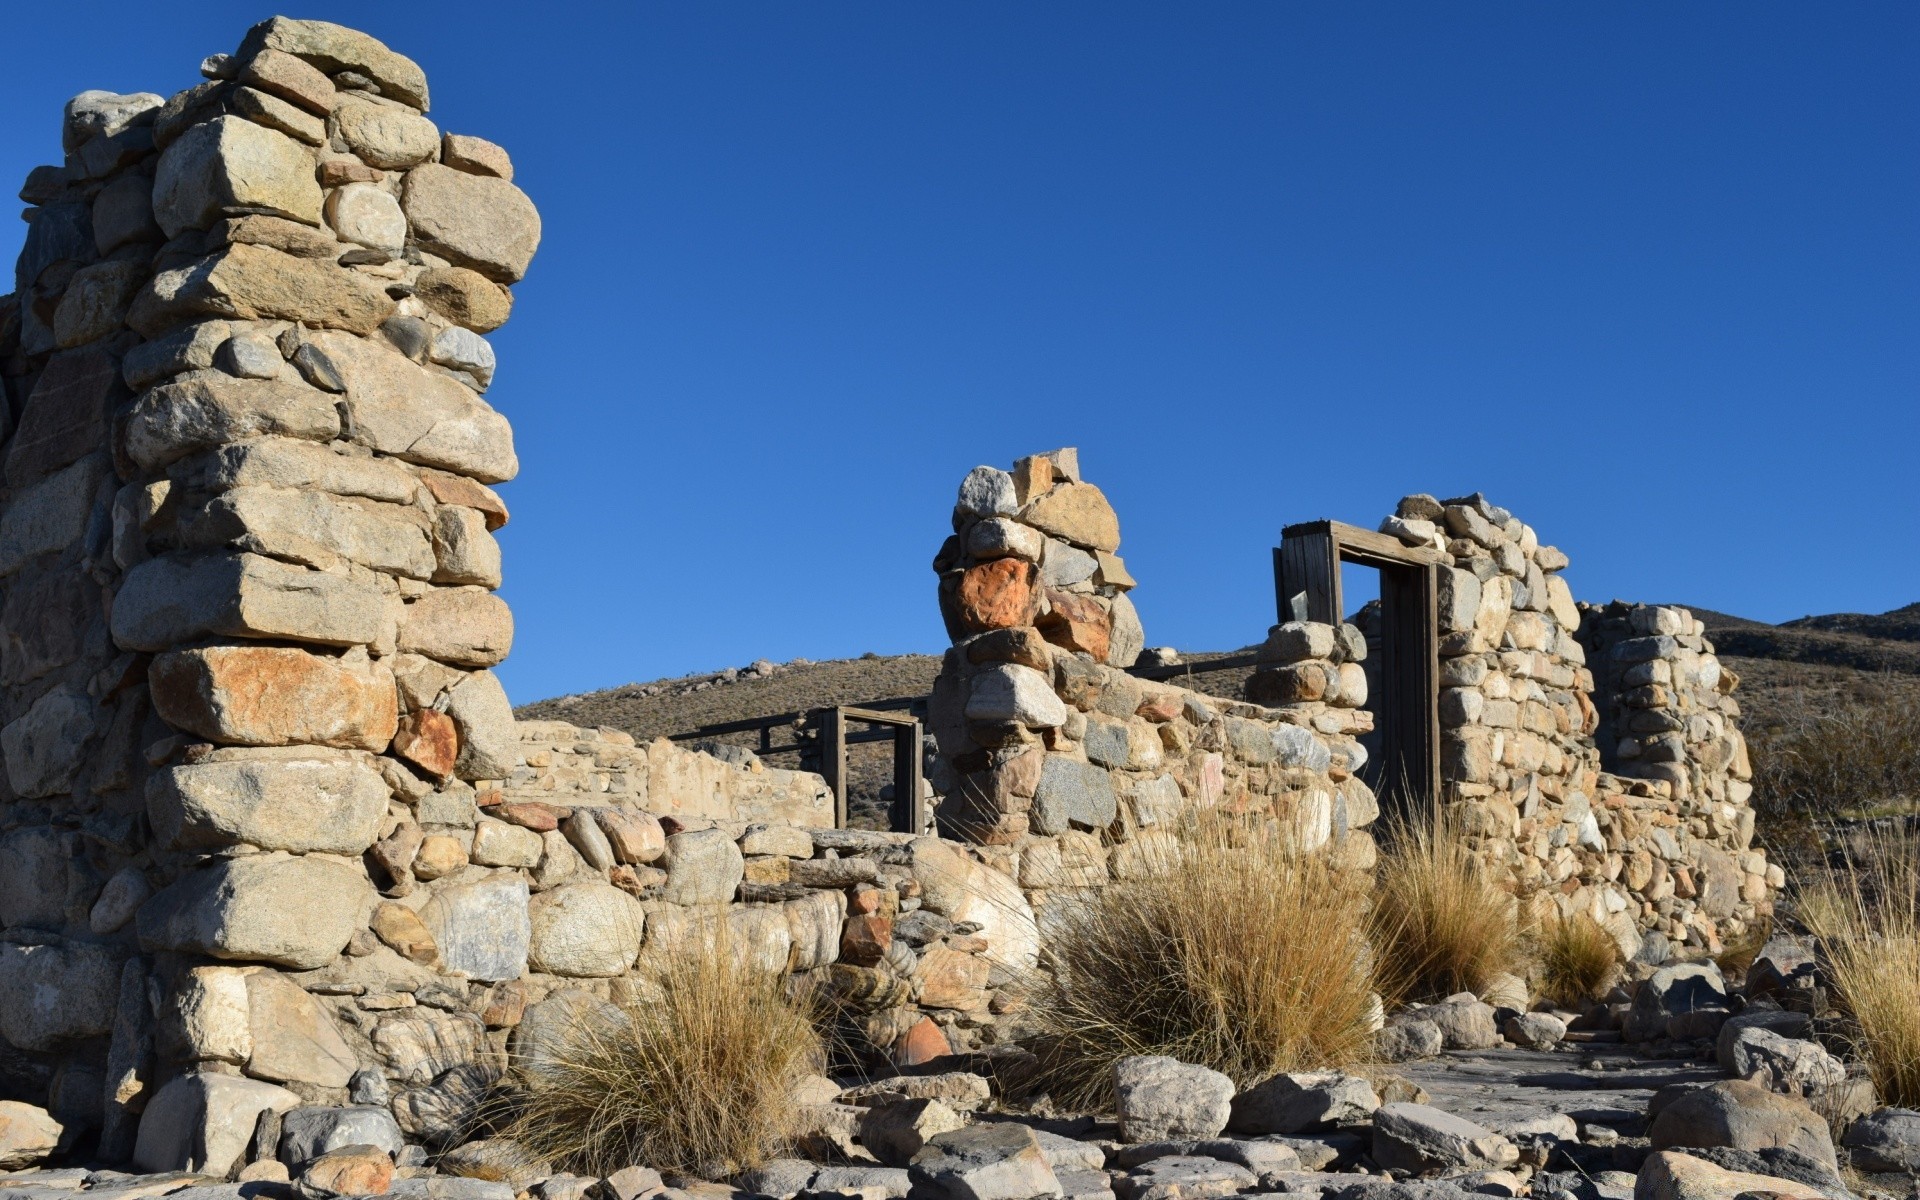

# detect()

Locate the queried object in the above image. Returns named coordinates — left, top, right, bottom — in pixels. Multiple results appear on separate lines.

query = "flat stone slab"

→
left=1388, top=1048, right=1721, bottom=1137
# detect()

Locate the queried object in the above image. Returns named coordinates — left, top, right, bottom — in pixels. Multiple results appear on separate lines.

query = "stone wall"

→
left=509, top=720, right=834, bottom=828
left=1244, top=495, right=1775, bottom=960
left=927, top=449, right=1381, bottom=926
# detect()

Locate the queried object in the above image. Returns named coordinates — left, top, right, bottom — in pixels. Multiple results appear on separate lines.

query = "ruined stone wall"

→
left=927, top=449, right=1380, bottom=936
left=1238, top=495, right=1774, bottom=959
left=509, top=720, right=834, bottom=828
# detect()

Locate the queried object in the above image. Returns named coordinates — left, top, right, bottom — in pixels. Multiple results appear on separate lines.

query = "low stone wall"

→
left=928, top=450, right=1380, bottom=935
left=509, top=719, right=834, bottom=828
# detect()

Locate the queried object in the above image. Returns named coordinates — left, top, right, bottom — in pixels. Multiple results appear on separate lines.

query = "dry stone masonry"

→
left=1252, top=494, right=1773, bottom=961
left=928, top=450, right=1380, bottom=906
left=0, top=16, right=1796, bottom=1185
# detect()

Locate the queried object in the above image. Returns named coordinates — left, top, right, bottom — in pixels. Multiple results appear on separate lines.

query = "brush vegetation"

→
left=1025, top=818, right=1378, bottom=1110
left=497, top=922, right=823, bottom=1177
left=1748, top=687, right=1920, bottom=824
left=1370, top=804, right=1522, bottom=1004
left=1798, top=823, right=1920, bottom=1108
left=1530, top=910, right=1620, bottom=1008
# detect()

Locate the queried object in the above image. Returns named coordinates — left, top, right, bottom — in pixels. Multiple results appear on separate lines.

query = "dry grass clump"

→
left=1799, top=823, right=1920, bottom=1107
left=498, top=921, right=823, bottom=1177
left=1748, top=688, right=1920, bottom=823
left=1530, top=910, right=1620, bottom=1009
left=1025, top=819, right=1378, bottom=1111
left=1370, top=804, right=1522, bottom=1004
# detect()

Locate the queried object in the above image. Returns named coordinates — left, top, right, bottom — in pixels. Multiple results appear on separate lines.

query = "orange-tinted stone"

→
left=1037, top=590, right=1111, bottom=661
left=840, top=913, right=892, bottom=966
left=486, top=802, right=562, bottom=832
left=956, top=558, right=1038, bottom=633
left=893, top=1015, right=950, bottom=1068
left=392, top=707, right=459, bottom=778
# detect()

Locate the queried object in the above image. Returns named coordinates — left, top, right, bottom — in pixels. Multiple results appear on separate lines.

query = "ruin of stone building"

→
left=0, top=17, right=1775, bottom=1171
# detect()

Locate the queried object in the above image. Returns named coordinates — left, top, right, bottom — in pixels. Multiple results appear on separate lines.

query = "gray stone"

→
left=1632, top=1150, right=1827, bottom=1200
left=966, top=664, right=1067, bottom=729
left=137, top=852, right=375, bottom=969
left=132, top=1072, right=300, bottom=1177
left=1377, top=1016, right=1444, bottom=1062
left=237, top=17, right=431, bottom=109
left=152, top=116, right=321, bottom=238
left=277, top=1105, right=405, bottom=1168
left=64, top=89, right=164, bottom=152
left=243, top=971, right=357, bottom=1087
left=1629, top=963, right=1727, bottom=1042
left=1677, top=1146, right=1849, bottom=1200
left=401, top=165, right=541, bottom=284
left=123, top=322, right=234, bottom=389
left=446, top=670, right=517, bottom=781
left=1725, top=1029, right=1845, bottom=1095
left=812, top=1166, right=912, bottom=1198
left=662, top=828, right=745, bottom=906
left=0, top=684, right=97, bottom=799
left=1229, top=1072, right=1379, bottom=1135
left=909, top=1122, right=1063, bottom=1200
left=1030, top=1130, right=1105, bottom=1173
left=511, top=988, right=622, bottom=1076
left=1107, top=593, right=1144, bottom=669
left=430, top=327, right=495, bottom=390
left=91, top=867, right=153, bottom=935
left=385, top=1179, right=516, bottom=1200
left=1425, top=999, right=1501, bottom=1051
left=1031, top=755, right=1118, bottom=835
left=738, top=1160, right=819, bottom=1199
left=1189, top=1137, right=1303, bottom=1177
left=147, top=752, right=389, bottom=855
left=967, top=518, right=1044, bottom=562
left=1041, top=540, right=1097, bottom=588
left=0, top=453, right=110, bottom=577
left=333, top=99, right=438, bottom=169
left=1504, top=1012, right=1568, bottom=1051
left=1647, top=1080, right=1835, bottom=1169
left=527, top=881, right=645, bottom=977
left=419, top=872, right=529, bottom=982
left=301, top=330, right=516, bottom=482
left=0, top=941, right=120, bottom=1051
left=1112, top=1156, right=1253, bottom=1200
left=858, top=1098, right=968, bottom=1167
left=1271, top=724, right=1332, bottom=772
left=956, top=468, right=1019, bottom=519
left=1371, top=1103, right=1519, bottom=1174
left=1841, top=1107, right=1920, bottom=1173
left=111, top=552, right=389, bottom=653
left=1714, top=1009, right=1811, bottom=1075
left=1083, top=719, right=1131, bottom=768
left=123, top=370, right=338, bottom=472
left=1114, top=1056, right=1234, bottom=1144
left=128, top=244, right=396, bottom=339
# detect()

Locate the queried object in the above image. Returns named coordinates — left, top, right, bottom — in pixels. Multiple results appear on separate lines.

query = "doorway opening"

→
left=1274, top=520, right=1443, bottom=813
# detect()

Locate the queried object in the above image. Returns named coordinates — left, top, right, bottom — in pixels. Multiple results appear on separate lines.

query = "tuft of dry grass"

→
left=1370, top=804, right=1522, bottom=1005
left=1798, top=822, right=1920, bottom=1107
left=1531, top=909, right=1620, bottom=1009
left=496, top=918, right=824, bottom=1177
left=1024, top=818, right=1379, bottom=1111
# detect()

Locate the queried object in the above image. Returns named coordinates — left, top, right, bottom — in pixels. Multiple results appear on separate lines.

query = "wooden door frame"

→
left=1275, top=520, right=1443, bottom=808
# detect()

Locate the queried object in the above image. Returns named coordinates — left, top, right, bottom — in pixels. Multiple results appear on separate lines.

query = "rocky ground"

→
left=5, top=938, right=1918, bottom=1200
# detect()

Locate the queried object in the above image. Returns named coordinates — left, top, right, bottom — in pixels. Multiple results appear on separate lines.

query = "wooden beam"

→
left=891, top=721, right=924, bottom=835
left=817, top=706, right=849, bottom=829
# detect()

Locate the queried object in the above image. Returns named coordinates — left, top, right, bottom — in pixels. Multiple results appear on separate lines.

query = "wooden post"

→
left=891, top=720, right=924, bottom=835
left=817, top=706, right=848, bottom=829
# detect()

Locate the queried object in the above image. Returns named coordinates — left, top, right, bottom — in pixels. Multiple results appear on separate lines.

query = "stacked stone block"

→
left=929, top=450, right=1378, bottom=929
left=0, top=16, right=548, bottom=1168
left=1579, top=602, right=1776, bottom=952
left=1241, top=494, right=1772, bottom=958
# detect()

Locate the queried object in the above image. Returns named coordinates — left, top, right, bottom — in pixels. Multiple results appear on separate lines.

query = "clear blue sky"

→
left=6, top=4, right=1916, bottom=705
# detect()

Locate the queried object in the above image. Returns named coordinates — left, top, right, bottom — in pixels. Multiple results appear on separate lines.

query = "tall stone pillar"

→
left=0, top=19, right=537, bottom=1167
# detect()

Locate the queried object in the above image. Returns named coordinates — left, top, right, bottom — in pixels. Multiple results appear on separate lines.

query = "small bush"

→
left=498, top=920, right=823, bottom=1177
left=1025, top=819, right=1378, bottom=1111
left=1748, top=690, right=1920, bottom=823
left=1799, top=823, right=1920, bottom=1107
left=1370, top=804, right=1521, bottom=1004
left=1531, top=910, right=1620, bottom=1009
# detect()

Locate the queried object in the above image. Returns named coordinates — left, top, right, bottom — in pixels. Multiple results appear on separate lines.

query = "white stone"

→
left=956, top=466, right=1018, bottom=518
left=964, top=664, right=1066, bottom=728
left=137, top=852, right=375, bottom=969
left=420, top=872, right=529, bottom=982
left=430, top=327, right=496, bottom=390
left=133, top=1072, right=300, bottom=1177
left=147, top=751, right=390, bottom=855
left=527, top=881, right=646, bottom=977
left=324, top=182, right=407, bottom=252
